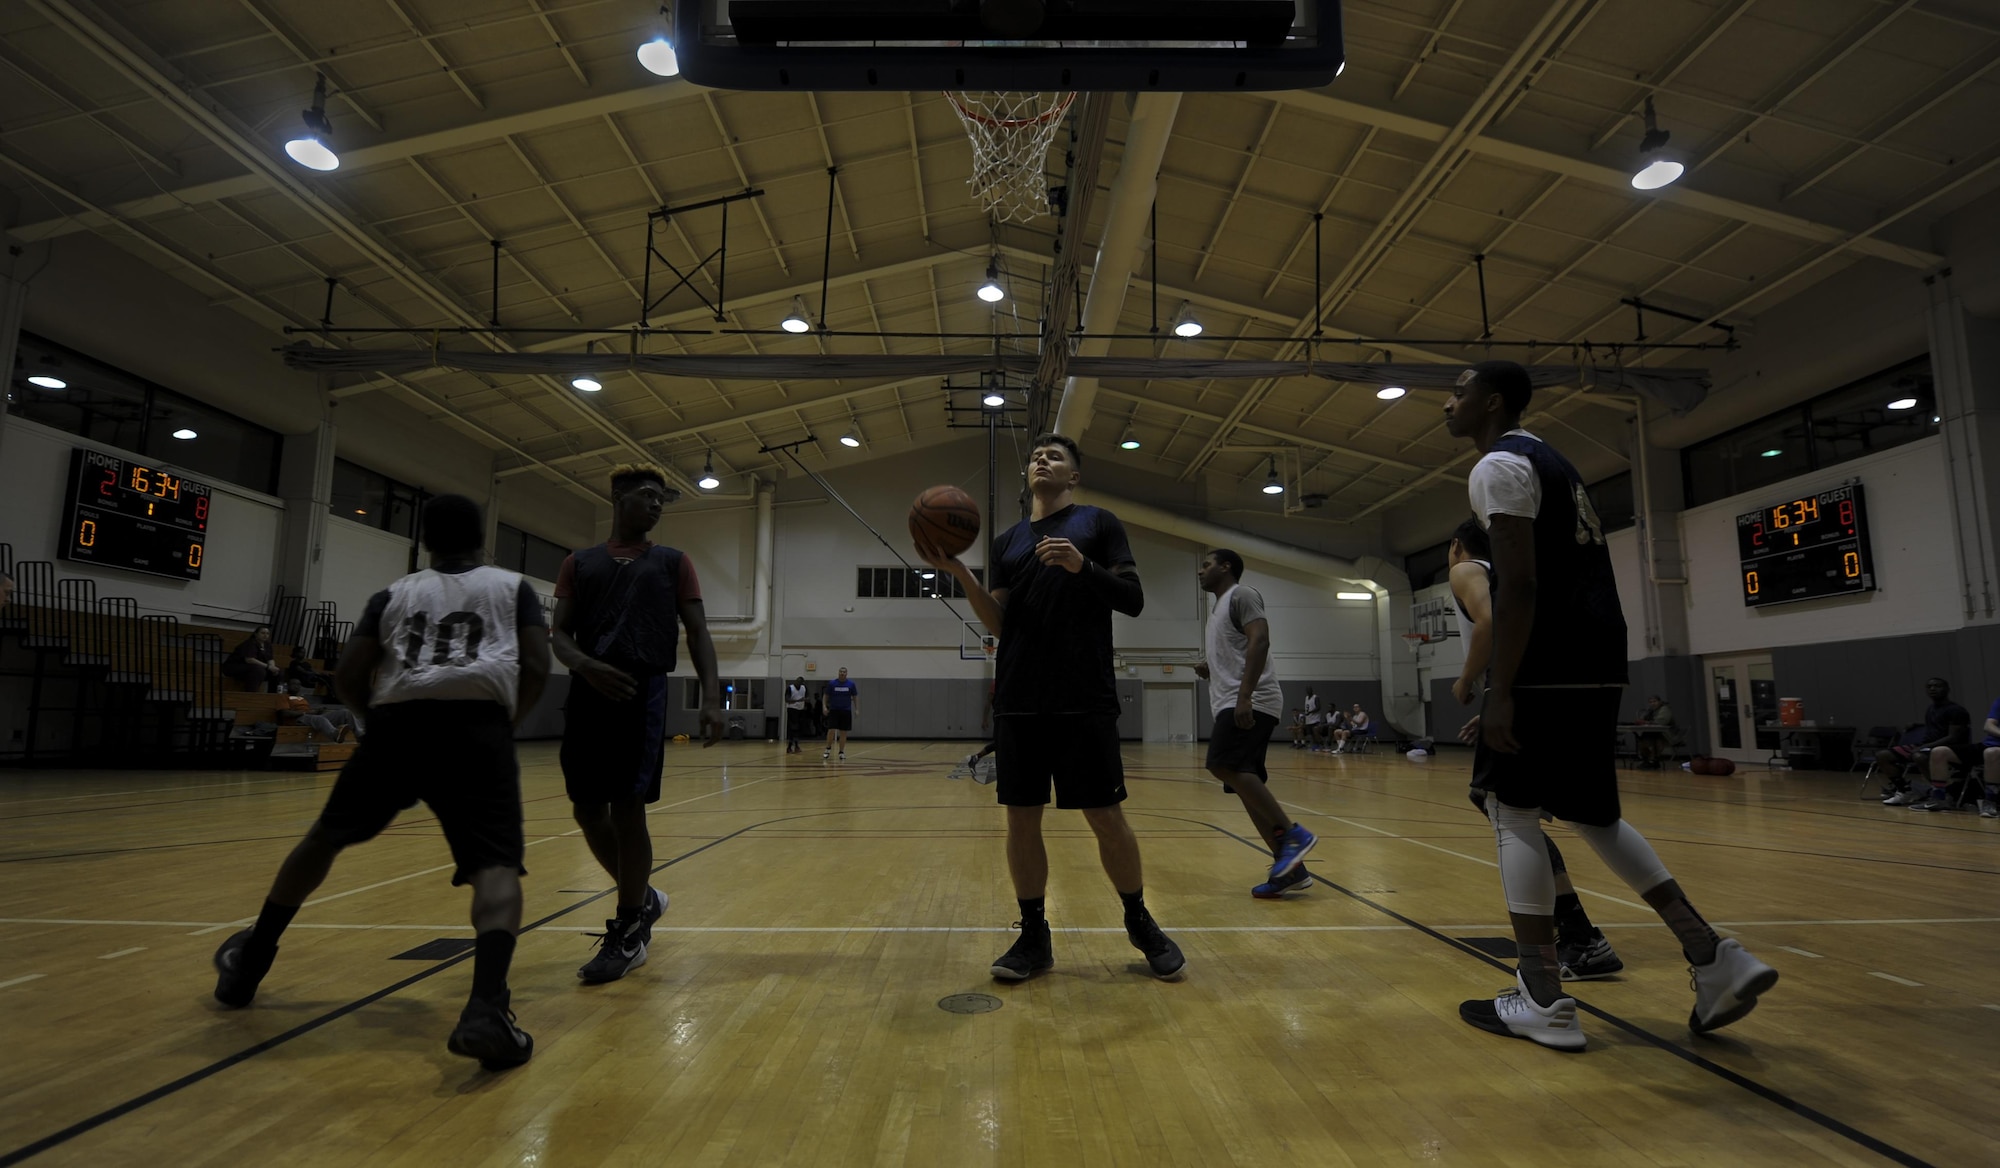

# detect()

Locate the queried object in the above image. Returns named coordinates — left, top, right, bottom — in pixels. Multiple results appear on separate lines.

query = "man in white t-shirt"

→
left=1302, top=687, right=1324, bottom=751
left=1194, top=548, right=1318, bottom=898
left=784, top=677, right=808, bottom=754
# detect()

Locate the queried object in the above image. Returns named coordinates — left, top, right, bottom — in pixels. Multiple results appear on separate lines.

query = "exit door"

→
left=1706, top=653, right=1777, bottom=766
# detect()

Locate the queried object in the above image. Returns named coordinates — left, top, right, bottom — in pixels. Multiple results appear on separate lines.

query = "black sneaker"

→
left=990, top=919, right=1054, bottom=981
left=1557, top=931, right=1626, bottom=981
left=1125, top=909, right=1186, bottom=981
left=447, top=993, right=534, bottom=1070
left=577, top=917, right=648, bottom=984
left=212, top=929, right=276, bottom=1008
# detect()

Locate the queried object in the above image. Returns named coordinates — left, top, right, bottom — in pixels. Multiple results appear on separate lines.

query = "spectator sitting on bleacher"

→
left=283, top=680, right=357, bottom=743
left=1635, top=695, right=1677, bottom=769
left=1879, top=677, right=1972, bottom=807
left=286, top=654, right=330, bottom=694
left=224, top=626, right=283, bottom=693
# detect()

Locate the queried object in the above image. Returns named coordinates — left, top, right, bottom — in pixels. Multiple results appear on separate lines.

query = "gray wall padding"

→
left=1771, top=627, right=2000, bottom=741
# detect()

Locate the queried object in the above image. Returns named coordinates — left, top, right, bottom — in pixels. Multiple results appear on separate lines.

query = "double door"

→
left=1706, top=652, right=1777, bottom=765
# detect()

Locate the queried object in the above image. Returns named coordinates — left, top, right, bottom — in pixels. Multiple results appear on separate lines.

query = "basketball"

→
left=910, top=485, right=981, bottom=557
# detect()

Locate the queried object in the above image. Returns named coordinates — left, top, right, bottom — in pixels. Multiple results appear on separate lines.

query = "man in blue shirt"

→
left=822, top=667, right=859, bottom=761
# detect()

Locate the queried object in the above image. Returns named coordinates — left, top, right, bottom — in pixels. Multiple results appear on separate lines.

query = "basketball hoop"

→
left=1400, top=632, right=1431, bottom=649
left=945, top=91, right=1076, bottom=222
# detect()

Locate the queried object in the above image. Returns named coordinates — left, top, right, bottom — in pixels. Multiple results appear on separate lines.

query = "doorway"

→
left=1142, top=683, right=1196, bottom=743
left=1705, top=652, right=1778, bottom=766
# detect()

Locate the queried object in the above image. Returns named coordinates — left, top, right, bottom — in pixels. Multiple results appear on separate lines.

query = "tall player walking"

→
left=210, top=496, right=551, bottom=1070
left=1444, top=361, right=1777, bottom=1050
left=917, top=434, right=1186, bottom=982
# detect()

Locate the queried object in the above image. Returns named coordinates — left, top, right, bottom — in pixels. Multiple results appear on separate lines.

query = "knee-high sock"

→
left=1492, top=802, right=1555, bottom=916
left=1568, top=819, right=1672, bottom=893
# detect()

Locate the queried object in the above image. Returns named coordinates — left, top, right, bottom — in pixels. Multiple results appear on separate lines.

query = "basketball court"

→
left=3, top=1, right=2000, bottom=1166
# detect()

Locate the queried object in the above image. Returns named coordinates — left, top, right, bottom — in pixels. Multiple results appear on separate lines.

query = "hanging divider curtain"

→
left=280, top=344, right=1710, bottom=415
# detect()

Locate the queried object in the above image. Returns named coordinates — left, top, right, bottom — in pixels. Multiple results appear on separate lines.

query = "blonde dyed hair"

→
left=609, top=462, right=668, bottom=495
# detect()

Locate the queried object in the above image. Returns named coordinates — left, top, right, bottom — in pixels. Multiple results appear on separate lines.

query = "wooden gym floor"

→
left=0, top=741, right=1995, bottom=1167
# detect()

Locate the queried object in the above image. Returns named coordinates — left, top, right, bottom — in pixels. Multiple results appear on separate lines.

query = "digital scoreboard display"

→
left=1735, top=482, right=1874, bottom=608
left=58, top=448, right=211, bottom=581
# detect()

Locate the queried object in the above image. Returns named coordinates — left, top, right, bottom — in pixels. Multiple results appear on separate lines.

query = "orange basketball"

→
left=910, top=484, right=981, bottom=557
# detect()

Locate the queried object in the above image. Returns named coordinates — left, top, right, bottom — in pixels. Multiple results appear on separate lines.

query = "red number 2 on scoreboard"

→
left=98, top=468, right=116, bottom=497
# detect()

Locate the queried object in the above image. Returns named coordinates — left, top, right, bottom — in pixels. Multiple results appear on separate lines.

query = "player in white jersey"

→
left=1193, top=549, right=1319, bottom=898
left=211, top=495, right=553, bottom=1071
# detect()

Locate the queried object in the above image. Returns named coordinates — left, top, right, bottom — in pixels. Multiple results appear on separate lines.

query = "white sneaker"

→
left=1980, top=798, right=1998, bottom=818
left=1688, top=938, right=1779, bottom=1034
left=1458, top=972, right=1584, bottom=1051
left=822, top=750, right=830, bottom=760
left=838, top=752, right=845, bottom=762
left=1882, top=789, right=1920, bottom=806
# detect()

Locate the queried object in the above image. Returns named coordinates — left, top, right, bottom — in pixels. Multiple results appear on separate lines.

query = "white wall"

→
left=0, top=416, right=281, bottom=623
left=319, top=515, right=415, bottom=627
left=1676, top=436, right=1962, bottom=656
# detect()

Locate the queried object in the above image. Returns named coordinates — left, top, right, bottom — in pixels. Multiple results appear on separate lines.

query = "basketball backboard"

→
left=673, top=0, right=1345, bottom=92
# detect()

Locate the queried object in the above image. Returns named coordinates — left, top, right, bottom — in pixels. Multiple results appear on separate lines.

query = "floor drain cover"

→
left=938, top=993, right=1003, bottom=1015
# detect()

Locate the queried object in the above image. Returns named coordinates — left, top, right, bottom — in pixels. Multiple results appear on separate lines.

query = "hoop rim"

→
left=944, top=90, right=1077, bottom=130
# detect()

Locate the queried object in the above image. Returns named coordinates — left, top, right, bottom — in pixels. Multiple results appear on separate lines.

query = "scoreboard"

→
left=58, top=448, right=212, bottom=581
left=1735, top=482, right=1874, bottom=608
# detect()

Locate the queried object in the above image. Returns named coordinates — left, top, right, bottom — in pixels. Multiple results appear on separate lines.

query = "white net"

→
left=945, top=91, right=1076, bottom=222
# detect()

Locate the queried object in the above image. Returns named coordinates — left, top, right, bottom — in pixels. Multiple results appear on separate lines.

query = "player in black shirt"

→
left=917, top=433, right=1185, bottom=982
left=1876, top=677, right=1973, bottom=806
left=1444, top=360, right=1777, bottom=1051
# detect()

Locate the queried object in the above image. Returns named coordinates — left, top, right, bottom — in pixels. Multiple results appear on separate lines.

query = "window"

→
left=1588, top=471, right=1635, bottom=534
left=1403, top=541, right=1451, bottom=591
left=684, top=677, right=765, bottom=711
left=1682, top=357, right=1936, bottom=508
left=8, top=332, right=280, bottom=493
left=856, top=565, right=981, bottom=598
left=495, top=523, right=573, bottom=582
left=331, top=458, right=421, bottom=537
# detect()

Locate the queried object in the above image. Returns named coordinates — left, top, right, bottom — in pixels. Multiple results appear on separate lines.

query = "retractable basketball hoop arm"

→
left=639, top=187, right=767, bottom=325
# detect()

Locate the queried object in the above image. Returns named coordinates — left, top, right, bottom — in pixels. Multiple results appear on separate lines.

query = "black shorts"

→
left=826, top=708, right=853, bottom=732
left=786, top=708, right=809, bottom=737
left=312, top=701, right=523, bottom=886
left=995, top=714, right=1126, bottom=809
left=1206, top=711, right=1279, bottom=779
left=1472, top=687, right=1623, bottom=827
left=561, top=673, right=668, bottom=804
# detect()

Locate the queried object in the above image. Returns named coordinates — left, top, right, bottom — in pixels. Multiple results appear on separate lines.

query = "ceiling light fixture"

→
left=1760, top=448, right=1782, bottom=458
left=1335, top=591, right=1373, bottom=601
left=1261, top=458, right=1284, bottom=496
left=1170, top=302, right=1203, bottom=338
left=697, top=451, right=720, bottom=490
left=1376, top=385, right=1407, bottom=400
left=780, top=296, right=813, bottom=334
left=171, top=428, right=198, bottom=440
left=976, top=259, right=1006, bottom=304
left=982, top=391, right=1006, bottom=408
left=571, top=340, right=603, bottom=392
left=637, top=5, right=679, bottom=76
left=1119, top=426, right=1141, bottom=451
left=283, top=73, right=340, bottom=171
left=839, top=426, right=862, bottom=448
left=27, top=375, right=66, bottom=390
left=1630, top=95, right=1683, bottom=190
left=1886, top=397, right=1918, bottom=410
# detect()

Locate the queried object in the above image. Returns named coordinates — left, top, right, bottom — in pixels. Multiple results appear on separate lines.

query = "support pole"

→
left=488, top=240, right=501, bottom=328
left=819, top=166, right=837, bottom=330
left=1474, top=253, right=1491, bottom=340
left=320, top=276, right=338, bottom=329
left=1312, top=212, right=1324, bottom=339
left=1149, top=201, right=1159, bottom=336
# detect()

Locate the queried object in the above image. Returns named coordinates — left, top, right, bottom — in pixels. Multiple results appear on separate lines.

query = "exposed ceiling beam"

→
left=1272, top=90, right=1947, bottom=270
left=9, top=79, right=698, bottom=241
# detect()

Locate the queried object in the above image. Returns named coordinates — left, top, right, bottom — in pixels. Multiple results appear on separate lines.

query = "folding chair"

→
left=1855, top=726, right=1903, bottom=797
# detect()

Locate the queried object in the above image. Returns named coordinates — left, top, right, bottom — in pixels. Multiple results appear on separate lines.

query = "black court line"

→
left=0, top=812, right=810, bottom=1168
left=1153, top=813, right=1939, bottom=1168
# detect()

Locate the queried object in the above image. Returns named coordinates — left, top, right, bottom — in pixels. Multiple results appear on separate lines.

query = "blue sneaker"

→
left=1253, top=866, right=1313, bottom=899
left=1270, top=823, right=1316, bottom=880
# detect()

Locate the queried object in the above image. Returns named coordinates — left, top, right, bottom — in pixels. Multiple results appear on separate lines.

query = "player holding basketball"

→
left=210, top=496, right=550, bottom=1070
left=554, top=464, right=722, bottom=985
left=1445, top=360, right=1776, bottom=1049
left=1447, top=518, right=1621, bottom=980
left=916, top=433, right=1186, bottom=981
left=1193, top=548, right=1319, bottom=898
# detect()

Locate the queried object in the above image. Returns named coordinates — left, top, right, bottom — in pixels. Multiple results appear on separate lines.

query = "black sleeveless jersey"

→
left=567, top=543, right=683, bottom=676
left=1485, top=433, right=1627, bottom=686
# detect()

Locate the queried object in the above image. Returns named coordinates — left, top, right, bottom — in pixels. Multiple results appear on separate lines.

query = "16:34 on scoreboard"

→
left=58, top=448, right=212, bottom=581
left=1734, top=482, right=1874, bottom=608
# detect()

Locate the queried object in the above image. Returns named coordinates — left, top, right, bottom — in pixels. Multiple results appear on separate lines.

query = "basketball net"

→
left=945, top=91, right=1076, bottom=222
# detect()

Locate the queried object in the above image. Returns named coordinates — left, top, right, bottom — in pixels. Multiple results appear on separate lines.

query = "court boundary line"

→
left=1157, top=812, right=1938, bottom=1168
left=0, top=809, right=806, bottom=1168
